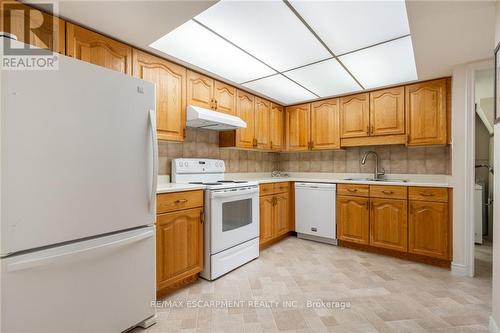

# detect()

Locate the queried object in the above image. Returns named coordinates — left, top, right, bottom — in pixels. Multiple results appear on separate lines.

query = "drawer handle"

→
left=347, top=188, right=358, bottom=192
left=420, top=192, right=435, bottom=197
left=175, top=199, right=188, bottom=204
left=382, top=190, right=394, bottom=195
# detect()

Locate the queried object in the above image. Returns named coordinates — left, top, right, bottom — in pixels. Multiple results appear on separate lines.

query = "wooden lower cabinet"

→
left=370, top=198, right=407, bottom=252
left=409, top=200, right=449, bottom=260
left=156, top=192, right=204, bottom=297
left=337, top=195, right=370, bottom=245
left=259, top=185, right=290, bottom=247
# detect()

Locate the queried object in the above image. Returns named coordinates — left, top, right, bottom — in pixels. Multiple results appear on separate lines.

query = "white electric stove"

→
left=172, top=158, right=260, bottom=280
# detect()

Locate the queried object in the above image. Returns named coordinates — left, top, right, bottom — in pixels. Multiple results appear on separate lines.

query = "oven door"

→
left=210, top=186, right=259, bottom=254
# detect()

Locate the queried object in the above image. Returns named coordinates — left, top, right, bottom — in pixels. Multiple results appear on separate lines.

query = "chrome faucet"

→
left=361, top=151, right=385, bottom=180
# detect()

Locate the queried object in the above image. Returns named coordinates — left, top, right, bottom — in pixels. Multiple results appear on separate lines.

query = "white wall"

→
left=491, top=2, right=500, bottom=331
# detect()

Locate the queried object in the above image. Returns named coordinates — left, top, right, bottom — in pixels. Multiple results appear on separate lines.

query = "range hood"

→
left=186, top=105, right=247, bottom=131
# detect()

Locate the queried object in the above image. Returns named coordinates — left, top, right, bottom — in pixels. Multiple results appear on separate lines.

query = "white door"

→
left=1, top=54, right=157, bottom=255
left=1, top=227, right=155, bottom=333
left=210, top=187, right=259, bottom=253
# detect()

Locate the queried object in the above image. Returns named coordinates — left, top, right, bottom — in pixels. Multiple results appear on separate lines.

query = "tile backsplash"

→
left=278, top=145, right=451, bottom=175
left=158, top=129, right=451, bottom=176
left=158, top=128, right=279, bottom=175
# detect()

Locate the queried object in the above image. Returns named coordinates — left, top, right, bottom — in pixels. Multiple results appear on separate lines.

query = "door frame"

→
left=454, top=59, right=494, bottom=277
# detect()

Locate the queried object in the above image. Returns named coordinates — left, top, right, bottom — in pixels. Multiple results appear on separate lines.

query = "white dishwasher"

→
left=295, top=182, right=337, bottom=245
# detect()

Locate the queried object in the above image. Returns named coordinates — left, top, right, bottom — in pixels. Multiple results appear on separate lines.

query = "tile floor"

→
left=133, top=237, right=492, bottom=333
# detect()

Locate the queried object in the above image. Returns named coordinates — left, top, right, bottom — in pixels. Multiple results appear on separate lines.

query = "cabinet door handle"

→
left=347, top=188, right=358, bottom=193
left=371, top=125, right=374, bottom=134
left=175, top=199, right=188, bottom=204
left=200, top=211, right=204, bottom=223
left=420, top=192, right=435, bottom=197
left=382, top=190, right=394, bottom=195
left=214, top=100, right=218, bottom=110
left=310, top=140, right=314, bottom=148
left=366, top=125, right=370, bottom=134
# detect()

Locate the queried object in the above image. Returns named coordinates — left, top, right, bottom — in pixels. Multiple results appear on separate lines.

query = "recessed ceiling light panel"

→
left=243, top=74, right=316, bottom=105
left=149, top=20, right=275, bottom=83
left=290, top=0, right=410, bottom=55
left=285, top=59, right=361, bottom=97
left=339, top=36, right=417, bottom=89
left=196, top=0, right=331, bottom=71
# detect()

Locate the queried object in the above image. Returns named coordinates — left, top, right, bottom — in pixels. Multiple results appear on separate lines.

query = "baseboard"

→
left=491, top=316, right=500, bottom=333
left=451, top=262, right=471, bottom=277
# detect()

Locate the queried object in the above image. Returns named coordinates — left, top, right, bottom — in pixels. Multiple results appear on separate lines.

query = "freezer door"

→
left=1, top=55, right=157, bottom=254
left=1, top=227, right=156, bottom=333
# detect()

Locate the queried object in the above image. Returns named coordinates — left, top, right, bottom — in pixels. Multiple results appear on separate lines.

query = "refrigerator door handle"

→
left=7, top=229, right=154, bottom=272
left=149, top=109, right=158, bottom=212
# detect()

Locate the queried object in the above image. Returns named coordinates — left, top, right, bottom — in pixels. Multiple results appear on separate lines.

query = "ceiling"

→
left=150, top=0, right=417, bottom=105
left=36, top=0, right=496, bottom=106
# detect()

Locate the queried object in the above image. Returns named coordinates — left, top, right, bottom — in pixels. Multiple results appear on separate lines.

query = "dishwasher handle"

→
left=295, top=182, right=336, bottom=190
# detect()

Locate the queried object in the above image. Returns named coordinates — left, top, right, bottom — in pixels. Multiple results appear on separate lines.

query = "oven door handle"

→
left=210, top=188, right=259, bottom=199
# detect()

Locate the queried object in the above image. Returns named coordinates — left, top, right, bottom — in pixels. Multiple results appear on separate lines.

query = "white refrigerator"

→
left=1, top=40, right=158, bottom=332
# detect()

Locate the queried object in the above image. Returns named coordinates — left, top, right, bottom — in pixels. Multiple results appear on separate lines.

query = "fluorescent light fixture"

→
left=290, top=0, right=410, bottom=55
left=284, top=59, right=361, bottom=97
left=243, top=74, right=316, bottom=105
left=195, top=0, right=330, bottom=72
left=149, top=20, right=275, bottom=83
left=339, top=36, right=417, bottom=89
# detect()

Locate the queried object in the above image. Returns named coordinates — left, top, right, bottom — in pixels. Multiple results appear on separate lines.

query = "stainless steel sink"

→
left=343, top=178, right=408, bottom=183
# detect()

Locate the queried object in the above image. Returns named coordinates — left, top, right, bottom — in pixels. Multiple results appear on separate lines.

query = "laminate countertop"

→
left=157, top=172, right=452, bottom=194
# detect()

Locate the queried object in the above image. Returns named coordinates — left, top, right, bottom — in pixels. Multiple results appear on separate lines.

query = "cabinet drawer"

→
left=370, top=185, right=407, bottom=200
left=337, top=184, right=369, bottom=197
left=259, top=183, right=274, bottom=196
left=273, top=182, right=290, bottom=194
left=157, top=190, right=204, bottom=214
left=409, top=187, right=448, bottom=202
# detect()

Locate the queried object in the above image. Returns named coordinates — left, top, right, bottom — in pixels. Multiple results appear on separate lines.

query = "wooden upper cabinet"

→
left=186, top=70, right=214, bottom=110
left=235, top=90, right=255, bottom=148
left=156, top=207, right=203, bottom=292
left=66, top=23, right=132, bottom=74
left=285, top=103, right=311, bottom=151
left=132, top=50, right=186, bottom=141
left=370, top=198, right=408, bottom=252
left=369, top=86, right=405, bottom=136
left=340, top=93, right=370, bottom=138
left=311, top=98, right=340, bottom=150
left=213, top=81, right=236, bottom=115
left=406, top=79, right=447, bottom=145
left=270, top=103, right=284, bottom=151
left=409, top=200, right=449, bottom=259
left=337, top=195, right=370, bottom=245
left=1, top=1, right=65, bottom=53
left=254, top=97, right=271, bottom=150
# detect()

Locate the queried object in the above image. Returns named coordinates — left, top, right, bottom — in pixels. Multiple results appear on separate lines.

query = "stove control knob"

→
left=184, top=161, right=189, bottom=167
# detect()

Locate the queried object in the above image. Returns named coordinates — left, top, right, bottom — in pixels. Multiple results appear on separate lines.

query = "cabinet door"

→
left=370, top=198, right=407, bottom=252
left=337, top=195, right=369, bottom=244
left=409, top=201, right=449, bottom=259
left=156, top=208, right=203, bottom=291
left=340, top=93, right=369, bottom=138
left=285, top=103, right=310, bottom=151
left=214, top=80, right=236, bottom=115
left=274, top=194, right=289, bottom=237
left=369, top=87, right=405, bottom=136
left=270, top=103, right=284, bottom=151
left=132, top=50, right=186, bottom=141
left=406, top=79, right=447, bottom=145
left=66, top=23, right=132, bottom=74
left=255, top=97, right=271, bottom=150
left=1, top=2, right=65, bottom=53
left=235, top=90, right=255, bottom=148
left=186, top=70, right=214, bottom=110
left=311, top=98, right=340, bottom=150
left=259, top=196, right=274, bottom=245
